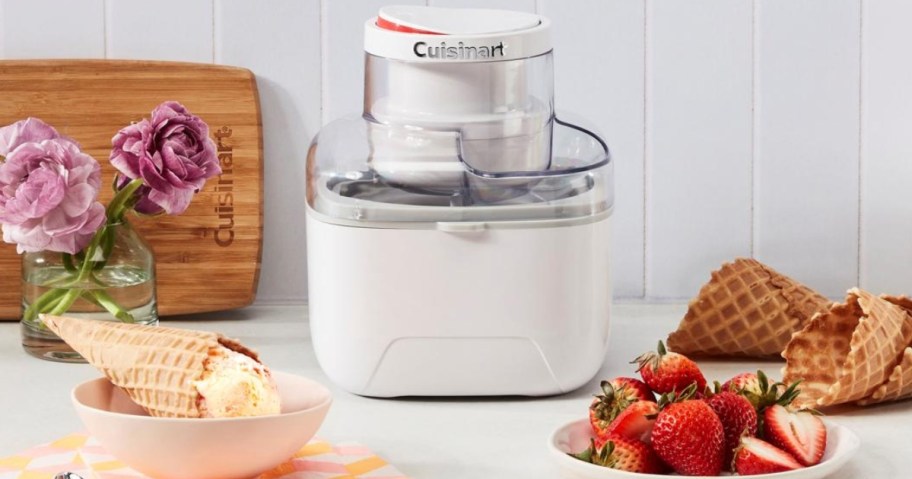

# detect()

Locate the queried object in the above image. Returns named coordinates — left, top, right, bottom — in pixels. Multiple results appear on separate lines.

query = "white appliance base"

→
left=306, top=213, right=612, bottom=397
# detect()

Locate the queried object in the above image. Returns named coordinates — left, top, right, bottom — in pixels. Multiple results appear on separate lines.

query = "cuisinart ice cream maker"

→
left=306, top=5, right=613, bottom=397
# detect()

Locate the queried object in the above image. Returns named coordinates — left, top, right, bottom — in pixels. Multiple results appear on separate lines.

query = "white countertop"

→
left=0, top=304, right=905, bottom=478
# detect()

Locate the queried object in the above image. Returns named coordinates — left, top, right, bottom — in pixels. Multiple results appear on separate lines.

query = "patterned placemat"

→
left=0, top=433, right=407, bottom=479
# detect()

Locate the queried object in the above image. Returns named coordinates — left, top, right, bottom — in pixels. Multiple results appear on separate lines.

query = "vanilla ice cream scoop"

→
left=193, top=346, right=281, bottom=418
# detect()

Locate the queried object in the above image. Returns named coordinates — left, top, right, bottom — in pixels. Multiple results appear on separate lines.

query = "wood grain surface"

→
left=0, top=60, right=263, bottom=319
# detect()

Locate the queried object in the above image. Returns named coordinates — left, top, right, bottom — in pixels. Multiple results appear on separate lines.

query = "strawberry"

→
left=651, top=389, right=725, bottom=476
left=733, top=436, right=804, bottom=474
left=602, top=399, right=660, bottom=444
left=610, top=377, right=656, bottom=403
left=589, top=379, right=652, bottom=436
left=705, top=390, right=758, bottom=468
left=571, top=436, right=667, bottom=474
left=763, top=404, right=827, bottom=466
left=633, top=341, right=707, bottom=394
left=589, top=381, right=628, bottom=436
left=722, top=372, right=762, bottom=397
left=724, top=370, right=801, bottom=413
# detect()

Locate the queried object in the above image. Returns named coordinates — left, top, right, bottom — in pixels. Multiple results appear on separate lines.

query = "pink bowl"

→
left=72, top=371, right=332, bottom=479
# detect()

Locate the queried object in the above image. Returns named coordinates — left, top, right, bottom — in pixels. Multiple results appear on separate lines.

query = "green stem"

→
left=43, top=272, right=80, bottom=288
left=62, top=253, right=77, bottom=272
left=91, top=290, right=135, bottom=323
left=23, top=287, right=68, bottom=323
left=48, top=287, right=84, bottom=316
left=106, top=178, right=144, bottom=223
left=93, top=226, right=117, bottom=271
left=68, top=232, right=105, bottom=286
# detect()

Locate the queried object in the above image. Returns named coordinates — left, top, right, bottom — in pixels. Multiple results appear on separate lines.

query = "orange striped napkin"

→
left=0, top=433, right=406, bottom=479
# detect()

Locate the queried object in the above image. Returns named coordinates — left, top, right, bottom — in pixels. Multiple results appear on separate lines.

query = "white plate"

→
left=548, top=418, right=860, bottom=478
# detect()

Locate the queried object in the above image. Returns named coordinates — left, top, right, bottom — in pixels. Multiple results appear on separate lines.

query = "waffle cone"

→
left=857, top=295, right=912, bottom=405
left=42, top=315, right=259, bottom=418
left=882, top=294, right=912, bottom=313
left=857, top=348, right=912, bottom=405
left=667, top=258, right=830, bottom=357
left=782, top=289, right=912, bottom=407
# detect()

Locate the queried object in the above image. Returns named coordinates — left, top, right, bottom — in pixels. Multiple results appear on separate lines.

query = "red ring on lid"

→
left=376, top=16, right=442, bottom=35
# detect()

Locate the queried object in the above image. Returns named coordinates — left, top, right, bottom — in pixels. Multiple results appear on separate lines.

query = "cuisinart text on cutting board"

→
left=213, top=126, right=234, bottom=247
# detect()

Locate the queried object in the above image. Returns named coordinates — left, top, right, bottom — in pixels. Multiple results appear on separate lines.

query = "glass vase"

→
left=20, top=219, right=158, bottom=362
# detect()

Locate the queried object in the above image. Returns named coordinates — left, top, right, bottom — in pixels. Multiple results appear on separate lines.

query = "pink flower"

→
left=110, top=101, right=221, bottom=215
left=0, top=139, right=105, bottom=254
left=0, top=118, right=68, bottom=157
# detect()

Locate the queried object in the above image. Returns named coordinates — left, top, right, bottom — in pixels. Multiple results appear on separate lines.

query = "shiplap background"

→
left=0, top=0, right=910, bottom=303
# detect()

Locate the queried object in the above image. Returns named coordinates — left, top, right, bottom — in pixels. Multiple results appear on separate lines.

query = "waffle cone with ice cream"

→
left=41, top=315, right=280, bottom=418
left=667, top=258, right=831, bottom=357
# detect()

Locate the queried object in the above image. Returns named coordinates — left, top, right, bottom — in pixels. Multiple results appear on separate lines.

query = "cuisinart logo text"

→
left=212, top=126, right=234, bottom=247
left=413, top=41, right=505, bottom=59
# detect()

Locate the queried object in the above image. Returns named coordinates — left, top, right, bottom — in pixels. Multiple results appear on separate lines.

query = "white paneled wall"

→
left=860, top=0, right=912, bottom=296
left=214, top=0, right=322, bottom=303
left=754, top=0, right=861, bottom=296
left=430, top=0, right=535, bottom=12
left=646, top=0, right=753, bottom=298
left=107, top=0, right=213, bottom=62
left=1, top=0, right=911, bottom=302
left=0, top=0, right=103, bottom=58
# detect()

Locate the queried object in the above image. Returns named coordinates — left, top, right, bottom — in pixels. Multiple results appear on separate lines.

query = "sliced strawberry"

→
left=602, top=400, right=659, bottom=444
left=734, top=436, right=804, bottom=474
left=651, top=396, right=724, bottom=476
left=633, top=341, right=707, bottom=394
left=610, top=377, right=656, bottom=403
left=706, top=390, right=758, bottom=469
left=571, top=436, right=667, bottom=474
left=763, top=404, right=827, bottom=466
left=589, top=381, right=636, bottom=436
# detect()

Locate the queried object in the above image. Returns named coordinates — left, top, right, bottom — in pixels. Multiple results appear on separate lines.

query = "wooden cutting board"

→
left=0, top=60, right=262, bottom=319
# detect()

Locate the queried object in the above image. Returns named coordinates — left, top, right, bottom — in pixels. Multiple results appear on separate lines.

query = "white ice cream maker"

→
left=306, top=5, right=613, bottom=397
